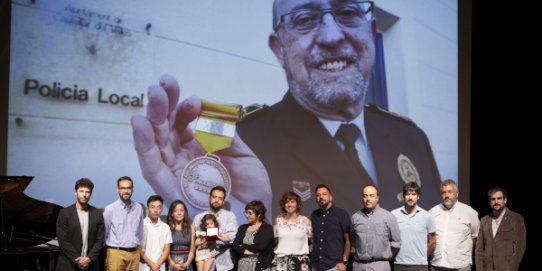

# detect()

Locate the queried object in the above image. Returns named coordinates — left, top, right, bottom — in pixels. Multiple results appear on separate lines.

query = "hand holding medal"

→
left=131, top=75, right=272, bottom=219
left=180, top=100, right=241, bottom=210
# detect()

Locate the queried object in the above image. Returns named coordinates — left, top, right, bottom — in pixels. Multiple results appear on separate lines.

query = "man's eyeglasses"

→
left=274, top=1, right=374, bottom=33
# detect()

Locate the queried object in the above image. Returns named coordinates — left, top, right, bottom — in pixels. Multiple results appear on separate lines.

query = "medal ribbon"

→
left=194, top=100, right=243, bottom=154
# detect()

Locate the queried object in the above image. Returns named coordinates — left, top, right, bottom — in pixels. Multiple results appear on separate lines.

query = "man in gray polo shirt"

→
left=351, top=185, right=401, bottom=271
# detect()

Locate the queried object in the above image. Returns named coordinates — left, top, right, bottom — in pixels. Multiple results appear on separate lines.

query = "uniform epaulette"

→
left=240, top=103, right=269, bottom=120
left=365, top=103, right=417, bottom=126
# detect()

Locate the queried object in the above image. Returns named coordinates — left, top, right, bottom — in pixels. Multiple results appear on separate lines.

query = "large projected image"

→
left=8, top=0, right=458, bottom=220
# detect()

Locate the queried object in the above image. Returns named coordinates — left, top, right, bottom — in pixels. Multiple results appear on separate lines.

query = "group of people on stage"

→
left=55, top=176, right=526, bottom=271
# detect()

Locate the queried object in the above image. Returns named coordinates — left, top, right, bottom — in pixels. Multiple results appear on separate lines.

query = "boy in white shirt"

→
left=140, top=195, right=172, bottom=271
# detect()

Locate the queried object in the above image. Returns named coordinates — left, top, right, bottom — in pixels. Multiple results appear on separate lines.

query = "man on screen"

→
left=131, top=0, right=442, bottom=217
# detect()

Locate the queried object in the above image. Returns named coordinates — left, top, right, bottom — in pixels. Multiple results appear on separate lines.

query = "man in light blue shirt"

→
left=193, top=186, right=238, bottom=271
left=103, top=176, right=145, bottom=271
left=391, top=182, right=436, bottom=271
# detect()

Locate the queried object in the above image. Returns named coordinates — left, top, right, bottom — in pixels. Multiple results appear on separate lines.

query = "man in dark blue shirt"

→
left=311, top=184, right=351, bottom=271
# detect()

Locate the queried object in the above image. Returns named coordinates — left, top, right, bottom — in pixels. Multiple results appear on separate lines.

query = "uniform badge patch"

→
left=292, top=180, right=311, bottom=202
left=397, top=154, right=421, bottom=185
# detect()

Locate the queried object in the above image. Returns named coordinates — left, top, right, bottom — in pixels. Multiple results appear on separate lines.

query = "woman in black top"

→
left=232, top=200, right=275, bottom=271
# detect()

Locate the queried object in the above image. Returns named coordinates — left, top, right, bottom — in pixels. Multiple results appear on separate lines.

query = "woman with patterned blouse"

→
left=273, top=192, right=312, bottom=271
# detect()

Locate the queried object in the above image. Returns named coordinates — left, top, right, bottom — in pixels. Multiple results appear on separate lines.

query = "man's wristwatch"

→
left=342, top=260, right=348, bottom=265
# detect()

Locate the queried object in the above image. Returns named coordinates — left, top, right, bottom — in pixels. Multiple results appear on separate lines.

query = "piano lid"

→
left=0, top=176, right=32, bottom=192
left=1, top=176, right=63, bottom=245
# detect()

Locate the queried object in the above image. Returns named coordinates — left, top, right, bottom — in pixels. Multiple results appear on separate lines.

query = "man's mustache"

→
left=309, top=46, right=358, bottom=66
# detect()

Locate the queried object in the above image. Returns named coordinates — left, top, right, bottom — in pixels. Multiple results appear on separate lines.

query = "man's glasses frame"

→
left=274, top=1, right=374, bottom=33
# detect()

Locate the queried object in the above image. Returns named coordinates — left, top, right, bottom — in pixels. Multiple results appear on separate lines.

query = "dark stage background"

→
left=469, top=1, right=532, bottom=270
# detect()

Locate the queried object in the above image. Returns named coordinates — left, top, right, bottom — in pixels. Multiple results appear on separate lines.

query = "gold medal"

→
left=180, top=100, right=243, bottom=209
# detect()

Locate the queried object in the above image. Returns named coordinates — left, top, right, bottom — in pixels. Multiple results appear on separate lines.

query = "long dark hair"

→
left=167, top=200, right=191, bottom=236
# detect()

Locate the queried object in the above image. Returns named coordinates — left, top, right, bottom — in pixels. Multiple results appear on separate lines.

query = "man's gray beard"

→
left=287, top=45, right=369, bottom=111
left=289, top=71, right=368, bottom=112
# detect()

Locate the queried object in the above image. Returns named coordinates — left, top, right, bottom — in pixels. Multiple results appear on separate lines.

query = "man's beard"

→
left=443, top=199, right=454, bottom=209
left=286, top=47, right=369, bottom=112
left=210, top=203, right=221, bottom=212
left=318, top=200, right=329, bottom=211
left=289, top=74, right=368, bottom=112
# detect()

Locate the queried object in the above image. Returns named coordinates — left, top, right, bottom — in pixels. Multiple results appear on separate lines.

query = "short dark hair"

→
left=147, top=195, right=163, bottom=206
left=75, top=178, right=94, bottom=191
left=487, top=187, right=507, bottom=199
left=279, top=191, right=302, bottom=214
left=246, top=200, right=267, bottom=222
left=117, top=176, right=133, bottom=187
left=403, top=182, right=421, bottom=196
left=210, top=186, right=226, bottom=196
left=315, top=184, right=331, bottom=194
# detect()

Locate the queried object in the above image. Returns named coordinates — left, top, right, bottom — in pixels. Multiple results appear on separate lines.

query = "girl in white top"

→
left=273, top=191, right=312, bottom=271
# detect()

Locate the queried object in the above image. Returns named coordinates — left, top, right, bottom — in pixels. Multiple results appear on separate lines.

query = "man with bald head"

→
left=351, top=185, right=400, bottom=271
left=132, top=0, right=442, bottom=219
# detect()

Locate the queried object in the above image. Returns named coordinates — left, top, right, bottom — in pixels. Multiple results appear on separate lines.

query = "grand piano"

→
left=1, top=176, right=63, bottom=270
